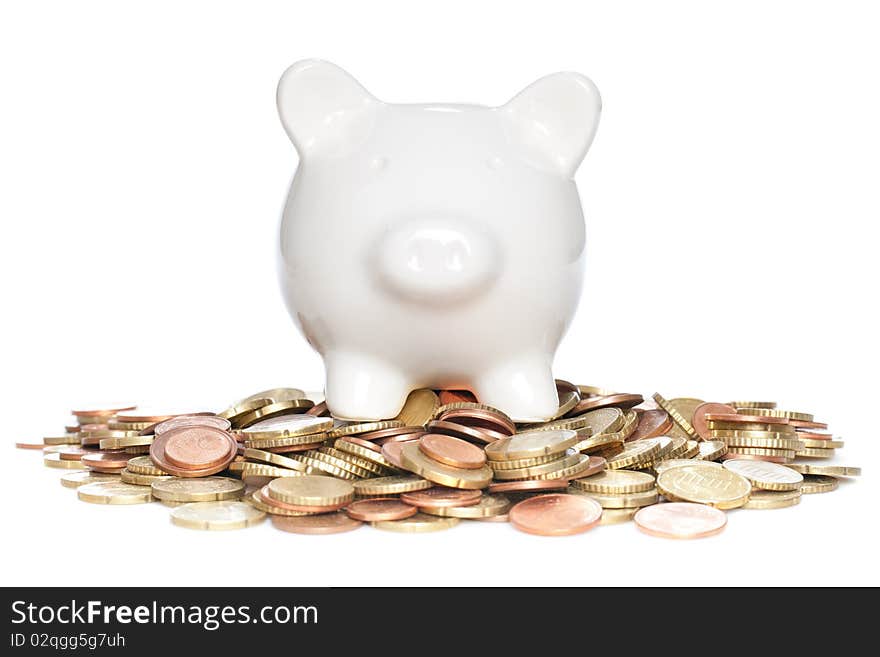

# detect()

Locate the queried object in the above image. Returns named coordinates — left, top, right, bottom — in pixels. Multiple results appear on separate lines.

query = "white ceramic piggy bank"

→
left=277, top=60, right=601, bottom=422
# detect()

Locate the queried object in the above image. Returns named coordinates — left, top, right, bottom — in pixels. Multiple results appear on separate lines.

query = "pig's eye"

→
left=486, top=156, right=503, bottom=170
left=370, top=157, right=389, bottom=172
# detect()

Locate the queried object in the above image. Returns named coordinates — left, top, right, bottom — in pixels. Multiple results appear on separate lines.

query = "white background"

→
left=1, top=0, right=878, bottom=586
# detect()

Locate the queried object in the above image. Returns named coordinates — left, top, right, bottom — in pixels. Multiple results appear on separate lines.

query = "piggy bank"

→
left=277, top=60, right=601, bottom=422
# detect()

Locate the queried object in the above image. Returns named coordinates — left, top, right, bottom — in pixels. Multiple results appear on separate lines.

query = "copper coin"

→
left=565, top=455, right=608, bottom=480
left=400, top=487, right=482, bottom=509
left=509, top=494, right=603, bottom=536
left=427, top=419, right=507, bottom=444
left=338, top=437, right=382, bottom=453
left=271, top=512, right=362, bottom=534
left=704, top=413, right=791, bottom=426
left=488, top=479, right=568, bottom=494
left=438, top=390, right=478, bottom=405
left=626, top=410, right=673, bottom=441
left=164, top=427, right=234, bottom=469
left=634, top=502, right=727, bottom=539
left=152, top=414, right=231, bottom=436
left=372, top=432, right=426, bottom=446
left=692, top=403, right=737, bottom=440
left=569, top=393, right=644, bottom=416
left=555, top=379, right=580, bottom=397
left=344, top=498, right=418, bottom=522
left=150, top=429, right=236, bottom=477
left=116, top=410, right=182, bottom=424
left=357, top=426, right=426, bottom=442
left=307, top=401, right=333, bottom=417
left=795, top=431, right=833, bottom=440
left=381, top=441, right=406, bottom=468
left=81, top=451, right=132, bottom=470
left=57, top=446, right=93, bottom=461
left=87, top=466, right=128, bottom=474
left=790, top=419, right=828, bottom=430
left=418, top=434, right=486, bottom=469
left=436, top=408, right=515, bottom=436
left=264, top=442, right=324, bottom=453
left=259, top=485, right=345, bottom=513
left=71, top=404, right=136, bottom=417
left=15, top=442, right=45, bottom=450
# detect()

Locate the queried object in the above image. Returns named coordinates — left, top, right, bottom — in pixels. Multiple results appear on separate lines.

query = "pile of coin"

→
left=23, top=383, right=860, bottom=538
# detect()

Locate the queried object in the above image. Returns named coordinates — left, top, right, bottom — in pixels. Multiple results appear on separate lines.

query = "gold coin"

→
left=736, top=408, right=813, bottom=422
left=656, top=463, right=751, bottom=509
left=743, top=489, right=802, bottom=510
left=652, top=394, right=701, bottom=439
left=796, top=447, right=835, bottom=459
left=395, top=389, right=440, bottom=425
left=784, top=463, right=860, bottom=477
left=681, top=440, right=700, bottom=459
left=333, top=440, right=399, bottom=471
left=239, top=463, right=305, bottom=480
left=697, top=440, right=728, bottom=461
left=107, top=420, right=153, bottom=431
left=237, top=388, right=306, bottom=405
left=709, top=431, right=802, bottom=449
left=121, top=468, right=172, bottom=486
left=60, top=471, right=120, bottom=488
left=571, top=432, right=624, bottom=454
left=237, top=415, right=333, bottom=441
left=371, top=512, right=460, bottom=533
left=242, top=448, right=316, bottom=473
left=484, top=429, right=578, bottom=461
left=267, top=474, right=355, bottom=506
left=576, top=385, right=617, bottom=397
left=490, top=452, right=580, bottom=480
left=666, top=436, right=688, bottom=458
left=730, top=401, right=777, bottom=409
left=246, top=491, right=312, bottom=516
left=600, top=507, right=639, bottom=525
left=653, top=458, right=721, bottom=474
left=125, top=455, right=166, bottom=476
left=151, top=477, right=245, bottom=502
left=726, top=447, right=796, bottom=459
left=316, top=446, right=388, bottom=475
left=76, top=429, right=141, bottom=439
left=551, top=390, right=580, bottom=419
left=799, top=438, right=843, bottom=449
left=488, top=451, right=567, bottom=470
left=606, top=438, right=664, bottom=470
left=218, top=398, right=273, bottom=422
left=569, top=469, right=655, bottom=494
left=573, top=488, right=659, bottom=509
left=800, top=475, right=839, bottom=494
left=399, top=442, right=493, bottom=489
left=571, top=408, right=625, bottom=436
left=722, top=459, right=803, bottom=491
left=233, top=399, right=315, bottom=429
left=530, top=454, right=598, bottom=480
left=353, top=475, right=432, bottom=496
left=170, top=501, right=266, bottom=530
left=519, top=415, right=592, bottom=433
left=43, top=435, right=80, bottom=446
left=78, top=481, right=153, bottom=505
left=44, top=453, right=87, bottom=470
left=304, top=449, right=377, bottom=477
left=326, top=421, right=405, bottom=440
left=98, top=435, right=153, bottom=449
left=421, top=494, right=511, bottom=518
left=242, top=434, right=327, bottom=449
left=707, top=421, right=796, bottom=434
left=294, top=453, right=361, bottom=480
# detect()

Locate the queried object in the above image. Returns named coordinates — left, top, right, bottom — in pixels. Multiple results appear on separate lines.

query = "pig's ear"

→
left=500, top=72, right=601, bottom=176
left=277, top=59, right=379, bottom=156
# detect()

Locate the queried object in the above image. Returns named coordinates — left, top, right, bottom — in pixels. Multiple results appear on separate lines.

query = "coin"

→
left=509, top=494, right=603, bottom=536
left=399, top=442, right=493, bottom=489
left=730, top=401, right=777, bottom=409
left=353, top=475, right=432, bottom=496
left=652, top=394, right=702, bottom=440
left=789, top=419, right=828, bottom=430
left=239, top=463, right=305, bottom=480
left=713, top=434, right=803, bottom=450
left=654, top=458, right=722, bottom=474
left=784, top=463, right=861, bottom=477
left=427, top=420, right=507, bottom=444
left=71, top=404, right=137, bottom=419
left=576, top=385, right=618, bottom=397
left=708, top=412, right=792, bottom=426
left=696, top=440, right=728, bottom=461
left=60, top=471, right=120, bottom=488
left=16, top=441, right=46, bottom=450
left=271, top=512, right=362, bottom=534
left=78, top=481, right=152, bottom=505
left=600, top=508, right=639, bottom=525
left=305, top=401, right=330, bottom=417
left=418, top=433, right=486, bottom=469
left=437, top=390, right=478, bottom=405
left=124, top=455, right=167, bottom=476
left=239, top=415, right=333, bottom=440
left=380, top=442, right=408, bottom=469
left=151, top=414, right=231, bottom=436
left=627, top=410, right=673, bottom=441
left=578, top=488, right=659, bottom=509
left=634, top=502, right=727, bottom=539
left=795, top=431, right=835, bottom=441
left=797, top=447, right=836, bottom=458
left=238, top=388, right=306, bottom=406
left=488, top=451, right=569, bottom=470
left=691, top=403, right=737, bottom=441
left=394, top=389, right=440, bottom=426
left=42, top=435, right=80, bottom=446
left=421, top=494, right=511, bottom=519
left=248, top=490, right=312, bottom=516
left=488, top=479, right=569, bottom=494
left=520, top=415, right=592, bottom=433
left=170, top=501, right=266, bottom=530
left=605, top=438, right=663, bottom=470
left=267, top=475, right=355, bottom=507
left=552, top=389, right=580, bottom=419
left=737, top=408, right=813, bottom=422
left=484, top=429, right=577, bottom=462
left=163, top=428, right=232, bottom=469
left=334, top=440, right=399, bottom=471
left=151, top=477, right=245, bottom=502
left=722, top=459, right=803, bottom=491
left=234, top=399, right=315, bottom=428
left=371, top=513, right=460, bottom=533
left=345, top=498, right=418, bottom=521
left=121, top=469, right=172, bottom=485
left=80, top=451, right=132, bottom=471
left=436, top=407, right=516, bottom=436
left=327, top=420, right=406, bottom=440
left=490, top=452, right=580, bottom=481
left=243, top=448, right=315, bottom=473
left=568, top=469, right=655, bottom=494
left=800, top=475, right=839, bottom=494
left=400, top=487, right=482, bottom=508
left=743, top=489, right=802, bottom=510
left=258, top=485, right=345, bottom=513
left=656, top=463, right=751, bottom=509
left=43, top=453, right=87, bottom=469
left=569, top=393, right=643, bottom=415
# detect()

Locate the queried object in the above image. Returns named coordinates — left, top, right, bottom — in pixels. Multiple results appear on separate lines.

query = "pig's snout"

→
left=373, top=218, right=500, bottom=305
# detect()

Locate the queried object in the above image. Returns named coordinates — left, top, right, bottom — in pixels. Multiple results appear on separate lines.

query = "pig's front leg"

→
left=474, top=355, right=559, bottom=423
left=323, top=352, right=411, bottom=421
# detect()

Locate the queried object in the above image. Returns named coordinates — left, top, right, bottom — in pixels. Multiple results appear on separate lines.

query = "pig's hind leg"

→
left=473, top=355, right=559, bottom=423
left=323, top=351, right=412, bottom=422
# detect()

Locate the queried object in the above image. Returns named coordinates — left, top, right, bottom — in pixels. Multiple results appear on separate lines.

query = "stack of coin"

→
left=22, top=385, right=861, bottom=536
